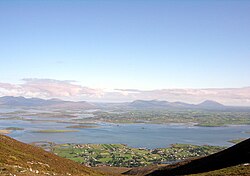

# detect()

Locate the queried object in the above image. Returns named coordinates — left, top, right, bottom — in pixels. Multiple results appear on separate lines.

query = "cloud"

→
left=0, top=78, right=250, bottom=106
left=0, top=78, right=103, bottom=100
left=102, top=87, right=250, bottom=106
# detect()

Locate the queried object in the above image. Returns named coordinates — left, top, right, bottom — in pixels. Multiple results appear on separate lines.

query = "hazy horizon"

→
left=0, top=79, right=250, bottom=106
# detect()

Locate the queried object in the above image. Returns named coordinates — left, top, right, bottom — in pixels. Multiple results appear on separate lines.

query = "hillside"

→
left=197, top=100, right=225, bottom=109
left=1, top=96, right=250, bottom=111
left=0, top=134, right=249, bottom=176
left=129, top=100, right=172, bottom=108
left=0, top=134, right=105, bottom=176
left=125, top=138, right=250, bottom=176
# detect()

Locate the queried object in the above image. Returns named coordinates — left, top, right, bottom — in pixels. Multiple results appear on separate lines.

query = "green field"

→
left=227, top=138, right=247, bottom=144
left=89, top=109, right=250, bottom=127
left=52, top=143, right=225, bottom=167
left=1, top=108, right=250, bottom=127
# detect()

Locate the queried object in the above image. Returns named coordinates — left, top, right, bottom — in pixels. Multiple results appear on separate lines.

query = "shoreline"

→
left=0, top=129, right=12, bottom=134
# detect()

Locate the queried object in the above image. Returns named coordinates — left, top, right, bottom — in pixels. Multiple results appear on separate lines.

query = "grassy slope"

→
left=1, top=134, right=249, bottom=176
left=0, top=134, right=105, bottom=176
left=125, top=138, right=250, bottom=176
left=190, top=164, right=250, bottom=176
left=93, top=166, right=130, bottom=176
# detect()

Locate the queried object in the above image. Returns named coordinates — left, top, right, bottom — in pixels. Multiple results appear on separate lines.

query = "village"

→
left=52, top=143, right=225, bottom=167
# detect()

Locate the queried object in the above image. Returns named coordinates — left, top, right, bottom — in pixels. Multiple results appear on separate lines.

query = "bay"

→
left=1, top=119, right=249, bottom=149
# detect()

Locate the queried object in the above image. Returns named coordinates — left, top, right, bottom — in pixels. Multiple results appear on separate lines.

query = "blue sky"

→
left=0, top=0, right=250, bottom=92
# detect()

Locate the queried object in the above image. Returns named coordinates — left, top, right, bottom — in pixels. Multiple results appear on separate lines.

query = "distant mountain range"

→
left=128, top=99, right=226, bottom=110
left=0, top=96, right=96, bottom=109
left=0, top=96, right=249, bottom=110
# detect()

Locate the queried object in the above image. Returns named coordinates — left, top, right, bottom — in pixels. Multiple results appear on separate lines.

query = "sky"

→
left=0, top=0, right=250, bottom=105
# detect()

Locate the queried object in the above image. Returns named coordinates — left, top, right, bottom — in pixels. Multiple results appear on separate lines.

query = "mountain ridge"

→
left=128, top=99, right=226, bottom=110
left=1, top=96, right=250, bottom=110
left=0, top=96, right=96, bottom=109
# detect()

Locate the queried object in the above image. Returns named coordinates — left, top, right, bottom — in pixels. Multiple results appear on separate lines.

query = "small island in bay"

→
left=33, top=129, right=79, bottom=133
left=66, top=125, right=99, bottom=129
left=4, top=127, right=24, bottom=130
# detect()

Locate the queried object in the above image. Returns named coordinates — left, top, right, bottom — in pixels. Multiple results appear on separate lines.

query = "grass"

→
left=195, top=123, right=225, bottom=127
left=140, top=138, right=250, bottom=176
left=91, top=109, right=250, bottom=127
left=228, top=138, right=247, bottom=144
left=52, top=143, right=225, bottom=167
left=0, top=134, right=106, bottom=176
left=190, top=164, right=250, bottom=176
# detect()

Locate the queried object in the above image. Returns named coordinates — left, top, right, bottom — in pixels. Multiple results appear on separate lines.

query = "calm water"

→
left=1, top=119, right=249, bottom=149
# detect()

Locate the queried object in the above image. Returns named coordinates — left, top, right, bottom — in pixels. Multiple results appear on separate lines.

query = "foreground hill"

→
left=125, top=138, right=250, bottom=176
left=0, top=134, right=105, bottom=176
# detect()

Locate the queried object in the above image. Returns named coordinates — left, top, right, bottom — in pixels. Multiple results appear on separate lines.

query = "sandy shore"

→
left=0, top=130, right=12, bottom=134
